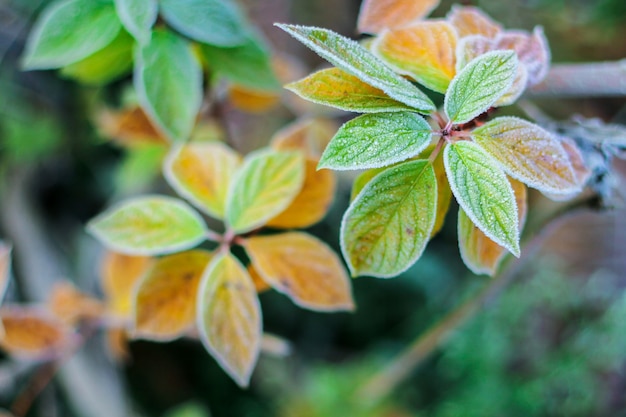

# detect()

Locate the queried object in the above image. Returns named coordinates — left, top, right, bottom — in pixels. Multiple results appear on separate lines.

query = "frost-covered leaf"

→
left=458, top=178, right=527, bottom=276
left=444, top=141, right=519, bottom=256
left=160, top=0, right=248, bottom=47
left=319, top=112, right=432, bottom=170
left=545, top=136, right=591, bottom=200
left=472, top=117, right=579, bottom=194
left=22, top=0, right=121, bottom=69
left=447, top=5, right=502, bottom=38
left=101, top=251, right=154, bottom=319
left=135, top=30, right=202, bottom=142
left=88, top=196, right=208, bottom=256
left=114, top=0, right=157, bottom=44
left=244, top=232, right=354, bottom=311
left=373, top=21, right=457, bottom=93
left=350, top=167, right=387, bottom=201
left=495, top=27, right=551, bottom=86
left=286, top=68, right=415, bottom=113
left=270, top=118, right=338, bottom=160
left=275, top=24, right=435, bottom=113
left=197, top=253, right=261, bottom=387
left=342, top=160, right=437, bottom=277
left=134, top=250, right=212, bottom=341
left=226, top=150, right=305, bottom=233
left=164, top=142, right=242, bottom=219
left=445, top=51, right=517, bottom=124
left=357, top=0, right=440, bottom=34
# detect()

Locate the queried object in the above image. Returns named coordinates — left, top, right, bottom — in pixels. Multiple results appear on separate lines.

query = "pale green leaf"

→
left=472, top=116, right=579, bottom=194
left=319, top=112, right=432, bottom=170
left=444, top=141, right=519, bottom=256
left=197, top=253, right=261, bottom=387
left=160, top=0, right=248, bottom=47
left=22, top=0, right=121, bottom=69
left=226, top=150, right=305, bottom=233
left=444, top=51, right=517, bottom=124
left=114, top=0, right=157, bottom=44
left=341, top=160, right=437, bottom=278
left=134, top=29, right=202, bottom=142
left=275, top=24, right=435, bottom=113
left=87, top=196, right=208, bottom=255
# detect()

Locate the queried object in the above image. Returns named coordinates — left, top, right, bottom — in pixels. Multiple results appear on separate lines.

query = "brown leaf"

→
left=95, top=106, right=168, bottom=147
left=47, top=282, right=105, bottom=325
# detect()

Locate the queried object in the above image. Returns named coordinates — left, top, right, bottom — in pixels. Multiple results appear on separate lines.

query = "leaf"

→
left=114, top=0, right=157, bottom=44
left=342, top=160, right=437, bottom=277
left=22, top=0, right=122, bottom=69
left=270, top=118, right=338, bottom=160
left=115, top=144, right=167, bottom=193
left=286, top=68, right=415, bottom=114
left=0, top=307, right=75, bottom=360
left=0, top=243, right=11, bottom=304
left=447, top=5, right=502, bottom=38
left=160, top=0, right=248, bottom=47
left=88, top=196, right=209, bottom=256
left=96, top=106, right=167, bottom=147
left=318, top=112, right=432, bottom=170
left=275, top=24, right=435, bottom=113
left=60, top=30, right=134, bottom=85
left=47, top=282, right=105, bottom=325
left=350, top=167, right=387, bottom=201
left=471, top=117, right=579, bottom=194
left=267, top=158, right=337, bottom=228
left=244, top=232, right=354, bottom=311
left=106, top=328, right=130, bottom=363
left=494, top=27, right=551, bottom=86
left=430, top=149, right=452, bottom=237
left=248, top=264, right=271, bottom=293
left=458, top=178, right=527, bottom=276
left=357, top=0, right=440, bottom=34
left=101, top=251, right=154, bottom=318
left=134, top=250, right=212, bottom=341
left=164, top=142, right=242, bottom=219
left=373, top=21, right=458, bottom=93
left=444, top=51, right=518, bottom=124
left=197, top=253, right=261, bottom=387
left=227, top=86, right=280, bottom=113
left=226, top=150, right=305, bottom=233
left=134, top=29, right=202, bottom=142
left=444, top=140, right=520, bottom=256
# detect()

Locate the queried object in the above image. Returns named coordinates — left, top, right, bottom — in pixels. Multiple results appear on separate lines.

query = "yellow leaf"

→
left=164, top=142, right=242, bottom=219
left=133, top=250, right=212, bottom=341
left=101, top=251, right=154, bottom=320
left=431, top=150, right=452, bottom=237
left=270, top=117, right=338, bottom=160
left=228, top=84, right=280, bottom=113
left=95, top=106, right=168, bottom=148
left=447, top=5, right=502, bottom=38
left=197, top=253, right=261, bottom=387
left=458, top=178, right=527, bottom=276
left=374, top=21, right=457, bottom=93
left=0, top=307, right=75, bottom=360
left=357, top=0, right=440, bottom=34
left=267, top=158, right=337, bottom=228
left=47, top=282, right=105, bottom=325
left=244, top=232, right=354, bottom=311
left=248, top=264, right=271, bottom=293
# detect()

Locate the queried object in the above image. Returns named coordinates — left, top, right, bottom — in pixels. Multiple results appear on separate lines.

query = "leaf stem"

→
left=428, top=138, right=445, bottom=164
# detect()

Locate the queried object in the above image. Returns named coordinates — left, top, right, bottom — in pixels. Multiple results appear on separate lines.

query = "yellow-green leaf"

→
left=447, top=5, right=502, bottom=38
left=342, top=160, right=437, bottom=278
left=197, top=253, right=261, bottom=387
left=164, top=142, right=242, bottom=219
left=226, top=150, right=305, bottom=233
left=244, top=232, right=354, bottom=311
left=88, top=196, right=209, bottom=255
left=357, top=0, right=440, bottom=34
left=472, top=117, right=579, bottom=194
left=373, top=21, right=457, bottom=93
left=133, top=250, right=212, bottom=341
left=444, top=141, right=520, bottom=256
left=350, top=167, right=387, bottom=201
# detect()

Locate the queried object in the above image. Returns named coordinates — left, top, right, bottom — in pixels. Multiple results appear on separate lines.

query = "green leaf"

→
left=444, top=141, right=520, bottom=256
left=471, top=117, right=579, bottom=194
left=200, top=35, right=279, bottom=92
left=350, top=167, right=387, bottom=201
left=226, top=150, right=305, bottom=233
left=134, top=29, right=202, bottom=142
left=197, top=252, right=261, bottom=387
left=275, top=24, right=435, bottom=113
left=115, top=144, right=166, bottom=193
left=341, top=160, right=437, bottom=278
left=22, top=0, right=122, bottom=69
left=60, top=29, right=133, bottom=85
left=114, top=0, right=157, bottom=44
left=444, top=51, right=517, bottom=124
left=286, top=68, right=416, bottom=113
left=319, top=112, right=432, bottom=170
left=160, top=0, right=248, bottom=47
left=87, top=195, right=208, bottom=255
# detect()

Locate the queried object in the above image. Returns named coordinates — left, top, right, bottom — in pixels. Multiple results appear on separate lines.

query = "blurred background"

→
left=0, top=0, right=625, bottom=416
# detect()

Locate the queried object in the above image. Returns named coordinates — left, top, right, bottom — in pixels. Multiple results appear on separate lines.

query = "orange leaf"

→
left=270, top=117, right=338, bottom=160
left=105, top=328, right=130, bottom=364
left=0, top=307, right=75, bottom=360
left=357, top=0, right=440, bottom=34
left=244, top=232, right=354, bottom=311
left=47, top=282, right=105, bottom=325
left=374, top=21, right=457, bottom=93
left=133, top=250, right=212, bottom=341
left=458, top=178, right=527, bottom=276
left=95, top=106, right=168, bottom=147
left=228, top=85, right=280, bottom=113
left=447, top=5, right=502, bottom=38
left=266, top=158, right=337, bottom=228
left=248, top=264, right=271, bottom=293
